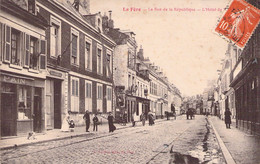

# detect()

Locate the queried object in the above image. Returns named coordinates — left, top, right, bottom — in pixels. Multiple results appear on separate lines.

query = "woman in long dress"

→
left=61, top=111, right=71, bottom=132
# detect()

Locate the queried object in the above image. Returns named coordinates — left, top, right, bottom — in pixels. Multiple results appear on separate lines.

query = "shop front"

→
left=126, top=95, right=136, bottom=122
left=136, top=97, right=150, bottom=120
left=230, top=59, right=260, bottom=135
left=1, top=72, right=45, bottom=137
left=45, top=68, right=68, bottom=130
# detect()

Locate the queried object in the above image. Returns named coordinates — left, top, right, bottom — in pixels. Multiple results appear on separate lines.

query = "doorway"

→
left=1, top=92, right=16, bottom=136
left=33, top=88, right=42, bottom=133
left=54, top=80, right=61, bottom=129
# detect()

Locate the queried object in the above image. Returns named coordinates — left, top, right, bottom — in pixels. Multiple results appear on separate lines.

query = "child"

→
left=69, top=119, right=75, bottom=132
left=93, top=114, right=99, bottom=131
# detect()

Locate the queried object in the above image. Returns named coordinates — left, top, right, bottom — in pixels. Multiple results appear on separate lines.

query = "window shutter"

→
left=0, top=23, right=3, bottom=61
left=4, top=25, right=11, bottom=62
left=40, top=40, right=46, bottom=69
left=72, top=80, right=75, bottom=95
left=86, top=83, right=89, bottom=98
left=72, top=34, right=77, bottom=57
left=89, top=84, right=92, bottom=98
left=76, top=80, right=78, bottom=96
left=24, top=34, right=30, bottom=67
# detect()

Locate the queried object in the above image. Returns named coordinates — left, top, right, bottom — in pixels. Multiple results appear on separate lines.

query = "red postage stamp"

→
left=215, top=0, right=260, bottom=48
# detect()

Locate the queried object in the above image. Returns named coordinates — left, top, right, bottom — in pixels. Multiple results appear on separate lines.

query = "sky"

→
left=90, top=0, right=230, bottom=96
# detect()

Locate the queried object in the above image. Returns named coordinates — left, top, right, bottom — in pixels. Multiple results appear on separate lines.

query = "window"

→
left=50, top=16, right=61, bottom=58
left=97, top=44, right=102, bottom=74
left=85, top=81, right=92, bottom=98
left=29, top=36, right=39, bottom=70
left=85, top=37, right=92, bottom=70
left=97, top=83, right=103, bottom=112
left=107, top=87, right=112, bottom=101
left=4, top=27, right=22, bottom=65
left=128, top=74, right=131, bottom=89
left=28, top=0, right=36, bottom=14
left=97, top=84, right=103, bottom=99
left=106, top=50, right=112, bottom=77
left=50, top=25, right=58, bottom=57
left=18, top=86, right=32, bottom=120
left=71, top=77, right=79, bottom=112
left=71, top=29, right=79, bottom=65
left=11, top=29, right=20, bottom=65
left=107, top=86, right=112, bottom=112
left=85, top=80, right=92, bottom=112
left=128, top=50, right=134, bottom=68
left=3, top=25, right=45, bottom=69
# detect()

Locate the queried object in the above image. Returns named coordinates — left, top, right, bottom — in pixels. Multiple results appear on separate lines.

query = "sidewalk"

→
left=209, top=116, right=260, bottom=164
left=0, top=118, right=169, bottom=150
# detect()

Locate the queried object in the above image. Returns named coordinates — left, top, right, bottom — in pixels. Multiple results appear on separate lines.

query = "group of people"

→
left=186, top=108, right=194, bottom=120
left=61, top=110, right=116, bottom=133
left=129, top=111, right=155, bottom=127
left=83, top=110, right=116, bottom=133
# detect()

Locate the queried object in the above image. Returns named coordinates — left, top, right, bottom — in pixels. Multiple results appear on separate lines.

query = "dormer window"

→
left=28, top=0, right=36, bottom=14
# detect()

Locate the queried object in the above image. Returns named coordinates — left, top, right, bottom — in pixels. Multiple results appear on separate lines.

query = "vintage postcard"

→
left=1, top=0, right=259, bottom=163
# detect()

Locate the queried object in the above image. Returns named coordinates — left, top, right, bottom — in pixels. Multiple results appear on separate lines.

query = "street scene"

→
left=0, top=116, right=227, bottom=163
left=0, top=0, right=260, bottom=163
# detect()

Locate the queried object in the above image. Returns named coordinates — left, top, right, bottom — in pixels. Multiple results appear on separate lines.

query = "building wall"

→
left=113, top=45, right=128, bottom=87
left=38, top=0, right=115, bottom=127
left=0, top=0, right=48, bottom=137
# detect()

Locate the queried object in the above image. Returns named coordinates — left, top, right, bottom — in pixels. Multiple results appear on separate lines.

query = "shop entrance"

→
left=54, top=80, right=61, bottom=129
left=1, top=92, right=16, bottom=136
left=33, top=88, right=42, bottom=133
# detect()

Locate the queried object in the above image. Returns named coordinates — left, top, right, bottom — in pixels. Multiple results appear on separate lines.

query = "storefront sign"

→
left=1, top=75, right=33, bottom=85
left=49, top=70, right=63, bottom=77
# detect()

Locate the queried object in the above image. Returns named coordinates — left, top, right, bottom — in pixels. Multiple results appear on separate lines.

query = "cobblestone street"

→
left=1, top=115, right=225, bottom=164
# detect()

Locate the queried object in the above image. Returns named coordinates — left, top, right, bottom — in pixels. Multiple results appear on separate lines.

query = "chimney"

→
left=109, top=10, right=112, bottom=20
left=108, top=10, right=114, bottom=28
left=72, top=0, right=80, bottom=11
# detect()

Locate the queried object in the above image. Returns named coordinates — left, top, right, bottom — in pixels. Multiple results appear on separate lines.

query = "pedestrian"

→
left=131, top=113, right=135, bottom=127
left=108, top=112, right=116, bottom=132
left=166, top=111, right=170, bottom=120
left=61, top=111, right=71, bottom=132
left=93, top=113, right=99, bottom=131
left=83, top=110, right=90, bottom=132
left=123, top=111, right=127, bottom=126
left=186, top=110, right=189, bottom=120
left=224, top=108, right=232, bottom=129
left=148, top=112, right=154, bottom=126
left=140, top=112, right=146, bottom=126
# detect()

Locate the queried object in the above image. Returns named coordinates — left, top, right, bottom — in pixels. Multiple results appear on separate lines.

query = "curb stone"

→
left=208, top=118, right=236, bottom=164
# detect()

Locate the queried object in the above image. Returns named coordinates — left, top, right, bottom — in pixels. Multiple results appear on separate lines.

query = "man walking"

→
left=83, top=110, right=90, bottom=132
left=93, top=113, right=99, bottom=131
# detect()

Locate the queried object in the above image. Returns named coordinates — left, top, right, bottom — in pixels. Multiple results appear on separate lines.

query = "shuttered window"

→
left=24, top=34, right=30, bottom=67
left=0, top=23, right=2, bottom=61
left=85, top=42, right=91, bottom=70
left=97, top=48, right=102, bottom=74
left=97, top=85, right=103, bottom=100
left=71, top=77, right=79, bottom=112
left=72, top=34, right=77, bottom=57
left=4, top=25, right=11, bottom=62
left=86, top=82, right=92, bottom=98
left=71, top=29, right=79, bottom=65
left=40, top=40, right=46, bottom=69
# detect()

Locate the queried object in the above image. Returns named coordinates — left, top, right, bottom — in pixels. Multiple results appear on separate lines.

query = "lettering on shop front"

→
left=2, top=75, right=27, bottom=85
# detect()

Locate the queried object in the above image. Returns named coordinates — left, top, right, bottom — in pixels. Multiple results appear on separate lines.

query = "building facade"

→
left=229, top=0, right=260, bottom=135
left=0, top=0, right=48, bottom=137
left=37, top=0, right=116, bottom=126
